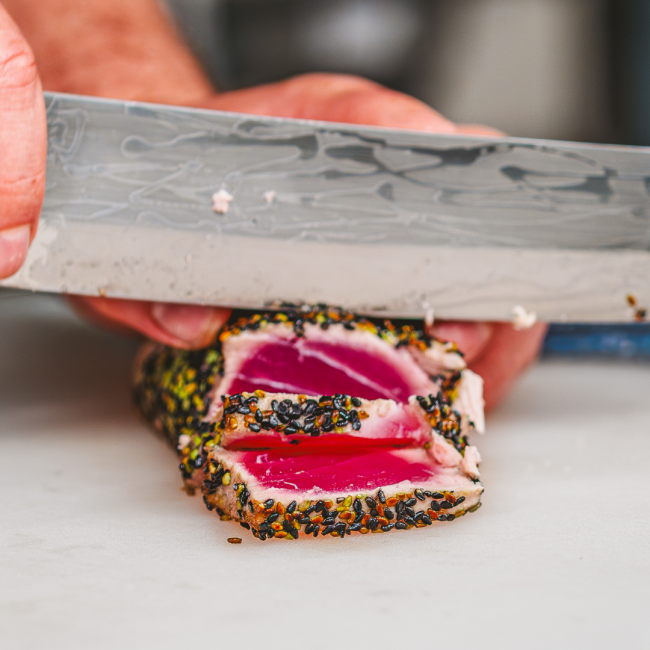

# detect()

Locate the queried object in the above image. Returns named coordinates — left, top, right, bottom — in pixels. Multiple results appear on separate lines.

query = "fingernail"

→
left=150, top=302, right=229, bottom=347
left=0, top=225, right=30, bottom=279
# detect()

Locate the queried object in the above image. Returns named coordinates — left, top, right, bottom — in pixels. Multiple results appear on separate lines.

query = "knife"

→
left=2, top=91, right=650, bottom=323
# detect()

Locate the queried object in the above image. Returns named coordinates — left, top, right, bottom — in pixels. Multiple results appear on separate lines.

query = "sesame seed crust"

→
left=202, top=450, right=483, bottom=541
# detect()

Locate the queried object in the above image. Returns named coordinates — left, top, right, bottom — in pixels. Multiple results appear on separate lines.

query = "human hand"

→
left=0, top=5, right=46, bottom=279
left=201, top=74, right=548, bottom=409
left=6, top=0, right=546, bottom=406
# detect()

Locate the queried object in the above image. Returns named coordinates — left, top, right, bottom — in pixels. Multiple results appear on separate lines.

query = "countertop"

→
left=1, top=293, right=648, bottom=649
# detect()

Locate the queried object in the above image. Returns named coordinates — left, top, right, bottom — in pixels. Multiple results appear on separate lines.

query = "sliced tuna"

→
left=203, top=446, right=483, bottom=540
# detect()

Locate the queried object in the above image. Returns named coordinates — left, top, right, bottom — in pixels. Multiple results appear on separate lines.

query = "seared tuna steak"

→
left=135, top=306, right=484, bottom=452
left=202, top=447, right=483, bottom=539
left=134, top=306, right=485, bottom=539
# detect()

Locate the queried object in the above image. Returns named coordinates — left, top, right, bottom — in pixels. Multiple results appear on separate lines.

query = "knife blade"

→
left=2, top=91, right=650, bottom=323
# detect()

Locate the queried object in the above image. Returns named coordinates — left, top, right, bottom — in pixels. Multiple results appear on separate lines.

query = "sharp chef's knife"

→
left=2, top=91, right=650, bottom=323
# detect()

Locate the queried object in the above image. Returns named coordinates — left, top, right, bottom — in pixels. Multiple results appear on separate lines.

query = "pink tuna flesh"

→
left=226, top=337, right=434, bottom=403
left=236, top=448, right=457, bottom=493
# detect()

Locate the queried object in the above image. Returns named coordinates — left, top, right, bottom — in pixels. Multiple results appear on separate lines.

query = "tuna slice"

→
left=203, top=447, right=483, bottom=539
left=210, top=391, right=443, bottom=450
left=133, top=306, right=486, bottom=539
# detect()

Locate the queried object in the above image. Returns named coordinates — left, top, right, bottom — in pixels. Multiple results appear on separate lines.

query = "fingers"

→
left=202, top=73, right=458, bottom=133
left=429, top=320, right=547, bottom=411
left=453, top=123, right=505, bottom=137
left=469, top=323, right=548, bottom=411
left=68, top=296, right=231, bottom=349
left=0, top=5, right=46, bottom=278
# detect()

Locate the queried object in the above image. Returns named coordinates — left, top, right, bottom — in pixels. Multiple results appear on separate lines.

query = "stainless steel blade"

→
left=2, top=91, right=650, bottom=322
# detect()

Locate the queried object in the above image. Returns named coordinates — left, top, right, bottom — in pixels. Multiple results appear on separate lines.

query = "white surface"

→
left=0, top=294, right=649, bottom=649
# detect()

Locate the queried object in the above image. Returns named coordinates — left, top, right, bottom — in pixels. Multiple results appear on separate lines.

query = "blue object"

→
left=543, top=323, right=650, bottom=358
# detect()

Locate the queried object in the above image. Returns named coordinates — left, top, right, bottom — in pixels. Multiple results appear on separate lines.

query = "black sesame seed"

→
left=287, top=501, right=297, bottom=514
left=414, top=489, right=425, bottom=501
left=322, top=517, right=336, bottom=526
left=365, top=496, right=377, bottom=509
left=271, top=400, right=279, bottom=412
left=305, top=505, right=316, bottom=516
left=303, top=420, right=315, bottom=433
left=263, top=499, right=274, bottom=509
left=322, top=525, right=335, bottom=536
left=384, top=508, right=394, bottom=521
left=255, top=410, right=263, bottom=424
left=315, top=500, right=325, bottom=512
left=240, top=522, right=251, bottom=530
left=312, top=524, right=320, bottom=537
left=351, top=397, right=362, bottom=407
left=405, top=507, right=415, bottom=518
left=305, top=523, right=314, bottom=535
left=429, top=501, right=441, bottom=512
left=414, top=511, right=424, bottom=522
left=237, top=405, right=251, bottom=415
left=422, top=515, right=432, bottom=525
left=348, top=523, right=362, bottom=532
left=351, top=420, right=361, bottom=431
left=353, top=498, right=363, bottom=514
left=259, top=523, right=271, bottom=532
left=368, top=518, right=379, bottom=531
left=440, top=500, right=453, bottom=509
left=266, top=513, right=280, bottom=524
left=431, top=492, right=445, bottom=500
left=248, top=422, right=261, bottom=433
left=248, top=501, right=254, bottom=514
left=424, top=491, right=432, bottom=497
left=289, top=404, right=302, bottom=419
left=395, top=521, right=407, bottom=530
left=381, top=524, right=395, bottom=532
left=354, top=512, right=364, bottom=524
left=377, top=490, right=386, bottom=504
left=404, top=516, right=416, bottom=526
left=298, top=517, right=311, bottom=525
left=455, top=496, right=466, bottom=505
left=334, top=523, right=346, bottom=535
left=269, top=414, right=279, bottom=428
left=405, top=498, right=417, bottom=507
left=304, top=401, right=318, bottom=416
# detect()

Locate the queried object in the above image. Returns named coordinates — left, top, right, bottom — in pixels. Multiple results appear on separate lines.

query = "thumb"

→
left=0, top=4, right=46, bottom=278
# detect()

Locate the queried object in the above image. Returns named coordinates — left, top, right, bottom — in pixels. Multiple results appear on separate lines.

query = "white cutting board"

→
left=0, top=294, right=648, bottom=649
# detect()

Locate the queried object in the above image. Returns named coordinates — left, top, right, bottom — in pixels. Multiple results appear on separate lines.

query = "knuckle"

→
left=0, top=37, right=38, bottom=90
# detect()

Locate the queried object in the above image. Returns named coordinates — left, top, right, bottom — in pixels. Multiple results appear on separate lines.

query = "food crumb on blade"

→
left=511, top=305, right=537, bottom=330
left=227, top=537, right=242, bottom=544
left=212, top=189, right=234, bottom=214
left=263, top=190, right=276, bottom=203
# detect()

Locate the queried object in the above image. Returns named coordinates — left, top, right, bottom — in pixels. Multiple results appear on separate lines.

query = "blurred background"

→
left=164, top=0, right=650, bottom=146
